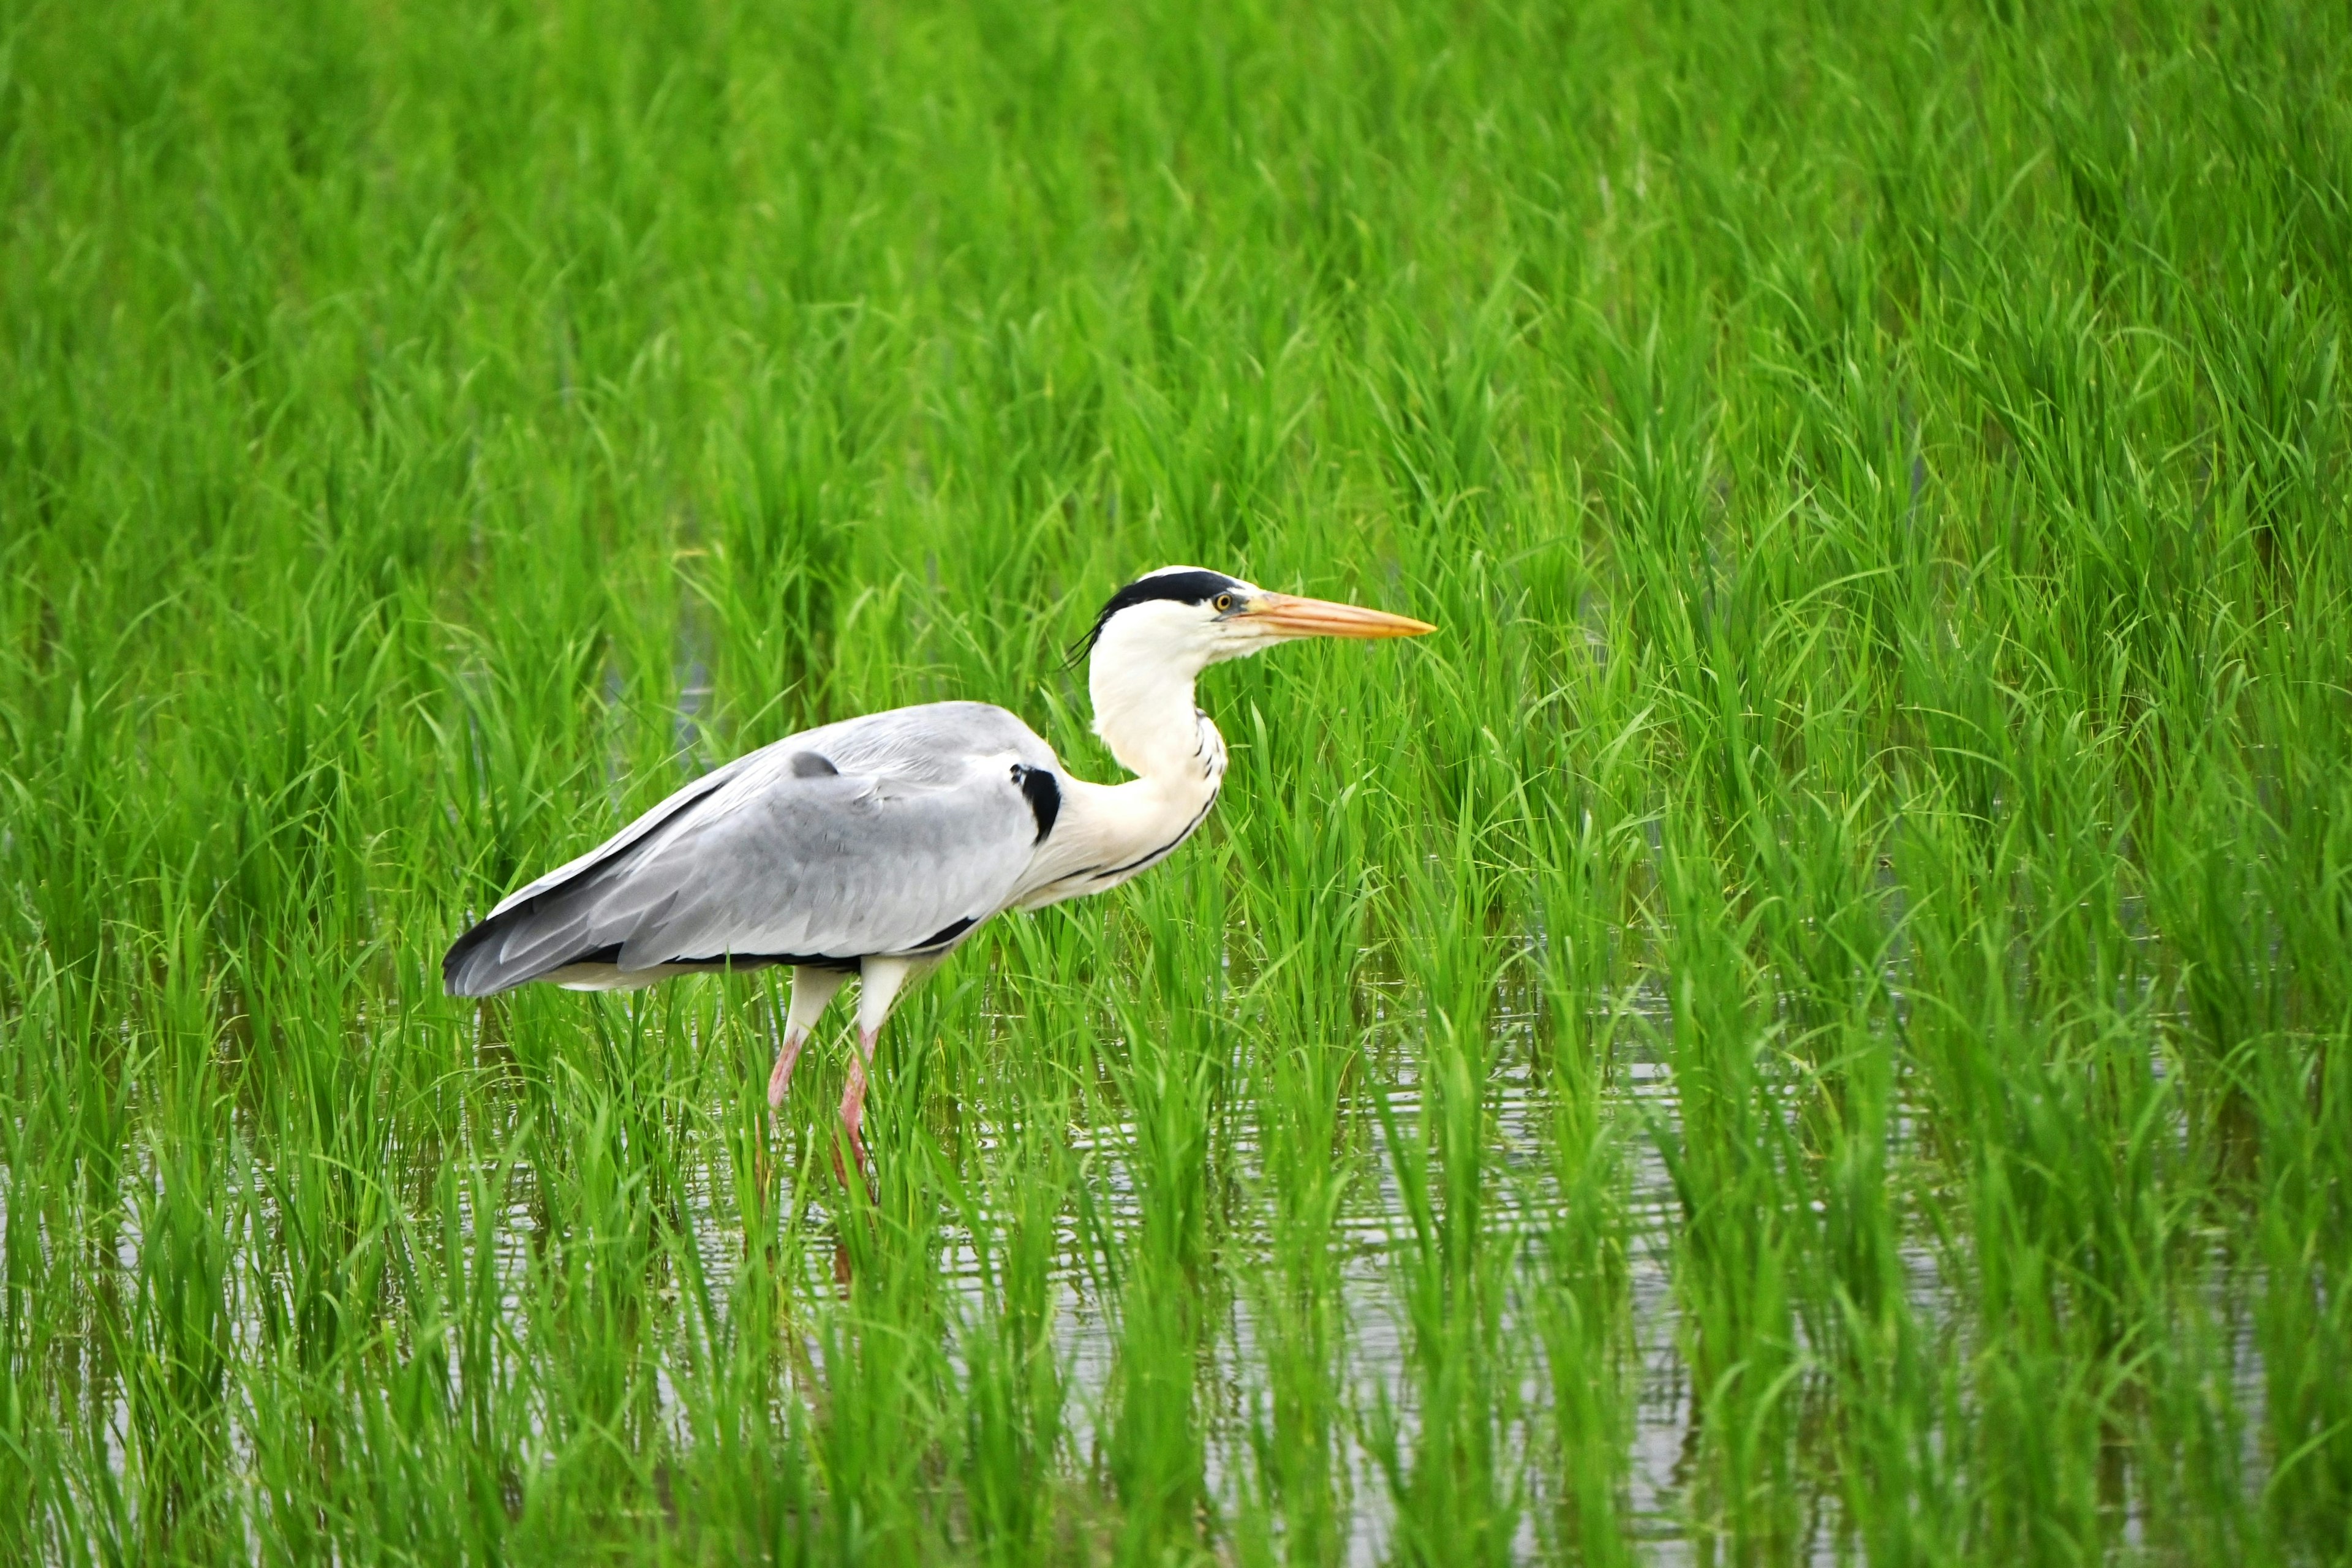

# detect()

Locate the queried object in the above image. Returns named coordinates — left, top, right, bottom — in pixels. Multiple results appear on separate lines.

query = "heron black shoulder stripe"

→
left=1012, top=763, right=1061, bottom=842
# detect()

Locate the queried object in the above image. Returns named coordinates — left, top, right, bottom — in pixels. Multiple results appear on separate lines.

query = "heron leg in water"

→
left=768, top=965, right=850, bottom=1119
left=840, top=956, right=918, bottom=1173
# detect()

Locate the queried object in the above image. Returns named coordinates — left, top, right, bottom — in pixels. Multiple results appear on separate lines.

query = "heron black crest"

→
left=1065, top=568, right=1243, bottom=666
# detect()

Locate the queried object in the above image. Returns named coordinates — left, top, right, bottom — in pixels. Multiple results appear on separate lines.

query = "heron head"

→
left=1076, top=565, right=1436, bottom=676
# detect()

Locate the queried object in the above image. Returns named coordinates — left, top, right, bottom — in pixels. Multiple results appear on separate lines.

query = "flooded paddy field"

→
left=4, top=0, right=2348, bottom=1561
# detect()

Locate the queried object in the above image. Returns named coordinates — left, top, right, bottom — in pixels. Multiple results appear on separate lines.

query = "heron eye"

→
left=1214, top=594, right=1233, bottom=612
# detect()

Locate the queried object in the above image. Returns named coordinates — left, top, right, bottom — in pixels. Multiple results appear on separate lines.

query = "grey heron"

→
left=443, top=567, right=1434, bottom=1168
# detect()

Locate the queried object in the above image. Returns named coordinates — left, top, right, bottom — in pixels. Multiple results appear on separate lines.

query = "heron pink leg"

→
left=839, top=1028, right=880, bottom=1172
left=768, top=966, right=848, bottom=1128
left=767, top=1028, right=809, bottom=1113
left=837, top=956, right=919, bottom=1175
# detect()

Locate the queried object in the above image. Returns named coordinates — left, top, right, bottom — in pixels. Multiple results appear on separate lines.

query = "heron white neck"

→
left=1006, top=617, right=1230, bottom=913
left=1089, top=641, right=1221, bottom=784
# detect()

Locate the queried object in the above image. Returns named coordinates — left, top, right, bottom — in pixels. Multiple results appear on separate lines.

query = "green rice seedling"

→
left=1094, top=858, right=1238, bottom=1563
left=1367, top=799, right=1523, bottom=1567
left=1226, top=704, right=1377, bottom=1567
left=6, top=0, right=2352, bottom=1558
left=120, top=1129, right=239, bottom=1559
left=1647, top=804, right=1807, bottom=1556
left=805, top=1173, right=957, bottom=1565
left=1526, top=778, right=1643, bottom=1566
left=1750, top=789, right=1962, bottom=1564
left=948, top=1125, right=1074, bottom=1567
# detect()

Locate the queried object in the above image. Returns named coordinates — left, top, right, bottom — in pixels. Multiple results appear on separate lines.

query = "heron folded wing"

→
left=609, top=762, right=1041, bottom=968
left=480, top=752, right=762, bottom=922
left=445, top=700, right=1063, bottom=996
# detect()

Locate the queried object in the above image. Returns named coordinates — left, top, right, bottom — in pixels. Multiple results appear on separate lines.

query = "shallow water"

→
left=32, top=952, right=2269, bottom=1561
left=794, top=968, right=1959, bottom=1561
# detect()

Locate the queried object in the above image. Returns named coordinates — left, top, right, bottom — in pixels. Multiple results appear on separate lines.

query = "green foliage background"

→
left=3, top=0, right=2348, bottom=1561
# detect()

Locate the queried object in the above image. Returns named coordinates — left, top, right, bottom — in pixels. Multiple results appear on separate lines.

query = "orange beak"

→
left=1240, top=592, right=1437, bottom=639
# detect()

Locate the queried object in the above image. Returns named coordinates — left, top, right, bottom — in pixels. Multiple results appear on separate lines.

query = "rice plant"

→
left=4, top=0, right=2348, bottom=1561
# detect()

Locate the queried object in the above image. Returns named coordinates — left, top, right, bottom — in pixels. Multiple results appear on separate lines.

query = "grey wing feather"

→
left=480, top=748, right=765, bottom=920
left=445, top=702, right=1060, bottom=997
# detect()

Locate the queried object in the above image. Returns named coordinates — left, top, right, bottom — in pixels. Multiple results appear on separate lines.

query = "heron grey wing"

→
left=631, top=700, right=1066, bottom=960
left=606, top=758, right=1046, bottom=968
left=480, top=746, right=767, bottom=921
left=444, top=699, right=1063, bottom=995
left=478, top=702, right=1050, bottom=922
